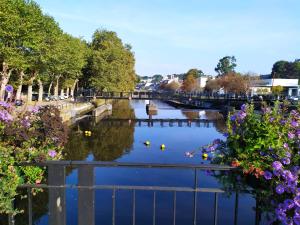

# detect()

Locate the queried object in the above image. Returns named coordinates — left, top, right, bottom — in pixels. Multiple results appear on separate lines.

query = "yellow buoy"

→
left=160, top=144, right=166, bottom=149
left=144, top=141, right=150, bottom=146
left=85, top=131, right=92, bottom=136
left=202, top=153, right=208, bottom=159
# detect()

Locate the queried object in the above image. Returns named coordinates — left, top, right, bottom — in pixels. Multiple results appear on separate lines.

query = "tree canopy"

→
left=215, top=56, right=237, bottom=76
left=271, top=60, right=300, bottom=79
left=184, top=69, right=204, bottom=79
left=0, top=1, right=136, bottom=101
left=88, top=30, right=136, bottom=92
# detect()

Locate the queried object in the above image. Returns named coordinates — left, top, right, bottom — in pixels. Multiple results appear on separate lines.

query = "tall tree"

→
left=182, top=74, right=198, bottom=92
left=184, top=69, right=204, bottom=79
left=271, top=60, right=300, bottom=79
left=88, top=29, right=136, bottom=92
left=215, top=56, right=237, bottom=76
left=0, top=0, right=27, bottom=100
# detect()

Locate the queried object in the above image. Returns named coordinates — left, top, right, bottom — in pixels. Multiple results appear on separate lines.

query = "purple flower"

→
left=28, top=106, right=40, bottom=113
left=238, top=112, right=247, bottom=120
left=295, top=196, right=300, bottom=207
left=282, top=158, right=291, bottom=165
left=288, top=132, right=295, bottom=139
left=283, top=143, right=289, bottom=149
left=294, top=215, right=300, bottom=225
left=223, top=133, right=229, bottom=138
left=0, top=110, right=13, bottom=122
left=269, top=117, right=275, bottom=122
left=291, top=120, right=299, bottom=127
left=21, top=119, right=31, bottom=128
left=283, top=199, right=295, bottom=210
left=0, top=101, right=11, bottom=108
left=263, top=171, right=272, bottom=180
left=241, top=104, right=246, bottom=111
left=230, top=115, right=236, bottom=121
left=273, top=161, right=283, bottom=170
left=48, top=150, right=57, bottom=158
left=296, top=208, right=300, bottom=216
left=280, top=119, right=287, bottom=125
left=276, top=184, right=285, bottom=194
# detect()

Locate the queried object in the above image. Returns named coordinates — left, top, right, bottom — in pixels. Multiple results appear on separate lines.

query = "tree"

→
left=215, top=56, right=237, bottom=76
left=184, top=69, right=204, bottom=79
left=152, top=74, right=163, bottom=83
left=88, top=29, right=136, bottom=92
left=0, top=0, right=28, bottom=100
left=217, top=72, right=249, bottom=94
left=205, top=79, right=220, bottom=92
left=271, top=60, right=300, bottom=79
left=271, top=85, right=284, bottom=95
left=182, top=74, right=198, bottom=92
left=165, top=81, right=181, bottom=91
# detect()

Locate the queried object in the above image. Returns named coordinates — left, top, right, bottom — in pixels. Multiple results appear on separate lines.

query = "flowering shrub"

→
left=0, top=102, right=68, bottom=214
left=202, top=103, right=300, bottom=225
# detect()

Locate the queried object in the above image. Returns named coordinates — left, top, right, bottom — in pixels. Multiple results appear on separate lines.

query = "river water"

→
left=12, top=100, right=264, bottom=225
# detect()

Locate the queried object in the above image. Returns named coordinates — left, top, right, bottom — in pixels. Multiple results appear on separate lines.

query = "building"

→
left=250, top=75, right=299, bottom=96
left=197, top=75, right=213, bottom=88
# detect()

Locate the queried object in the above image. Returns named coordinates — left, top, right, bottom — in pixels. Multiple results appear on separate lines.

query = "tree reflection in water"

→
left=64, top=100, right=136, bottom=161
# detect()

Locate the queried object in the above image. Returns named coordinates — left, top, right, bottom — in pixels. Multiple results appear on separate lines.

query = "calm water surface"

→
left=13, top=100, right=264, bottom=225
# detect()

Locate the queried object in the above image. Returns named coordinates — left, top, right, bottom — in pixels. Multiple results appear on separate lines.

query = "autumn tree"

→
left=205, top=79, right=220, bottom=92
left=182, top=74, right=198, bottom=92
left=184, top=69, right=204, bottom=79
left=217, top=72, right=249, bottom=94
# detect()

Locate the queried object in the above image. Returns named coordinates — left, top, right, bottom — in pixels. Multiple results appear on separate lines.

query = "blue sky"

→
left=35, top=0, right=300, bottom=76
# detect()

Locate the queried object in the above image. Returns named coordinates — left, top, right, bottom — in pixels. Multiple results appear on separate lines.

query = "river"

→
left=12, top=100, right=265, bottom=225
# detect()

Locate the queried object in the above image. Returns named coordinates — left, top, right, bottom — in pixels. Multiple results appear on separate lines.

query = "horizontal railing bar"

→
left=18, top=184, right=228, bottom=193
left=19, top=161, right=236, bottom=170
left=99, top=118, right=218, bottom=122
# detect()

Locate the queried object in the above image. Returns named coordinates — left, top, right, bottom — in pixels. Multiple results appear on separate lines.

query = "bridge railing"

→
left=10, top=161, right=251, bottom=225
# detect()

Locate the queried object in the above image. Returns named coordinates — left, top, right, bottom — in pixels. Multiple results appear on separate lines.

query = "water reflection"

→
left=64, top=100, right=226, bottom=162
left=64, top=100, right=135, bottom=161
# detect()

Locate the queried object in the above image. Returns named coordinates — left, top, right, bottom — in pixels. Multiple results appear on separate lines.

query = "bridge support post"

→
left=48, top=165, right=66, bottom=225
left=78, top=165, right=95, bottom=225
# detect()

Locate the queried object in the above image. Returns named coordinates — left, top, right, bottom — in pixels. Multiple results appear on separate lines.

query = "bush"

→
left=0, top=102, right=68, bottom=214
left=202, top=102, right=300, bottom=224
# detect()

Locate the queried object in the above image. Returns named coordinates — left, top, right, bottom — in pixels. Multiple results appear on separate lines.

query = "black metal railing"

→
left=11, top=161, right=248, bottom=225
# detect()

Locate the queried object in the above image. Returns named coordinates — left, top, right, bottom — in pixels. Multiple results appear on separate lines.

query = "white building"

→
left=198, top=75, right=213, bottom=88
left=250, top=76, right=299, bottom=96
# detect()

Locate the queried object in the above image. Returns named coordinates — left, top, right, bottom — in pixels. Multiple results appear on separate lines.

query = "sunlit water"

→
left=11, top=100, right=264, bottom=225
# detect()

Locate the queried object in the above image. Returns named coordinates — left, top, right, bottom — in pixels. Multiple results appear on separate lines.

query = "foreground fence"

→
left=9, top=161, right=253, bottom=225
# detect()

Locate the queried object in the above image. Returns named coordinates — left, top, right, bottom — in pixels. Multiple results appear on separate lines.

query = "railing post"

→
left=48, top=165, right=66, bottom=225
left=78, top=165, right=95, bottom=225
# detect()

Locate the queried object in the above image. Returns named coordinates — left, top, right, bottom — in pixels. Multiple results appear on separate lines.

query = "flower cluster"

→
left=202, top=102, right=300, bottom=224
left=0, top=103, right=68, bottom=214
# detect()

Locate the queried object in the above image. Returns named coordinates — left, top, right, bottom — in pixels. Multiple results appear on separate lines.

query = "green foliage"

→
left=88, top=29, right=136, bottom=91
left=203, top=103, right=300, bottom=223
left=184, top=68, right=204, bottom=79
left=215, top=56, right=237, bottom=76
left=271, top=85, right=284, bottom=95
left=152, top=74, right=163, bottom=83
left=271, top=59, right=300, bottom=79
